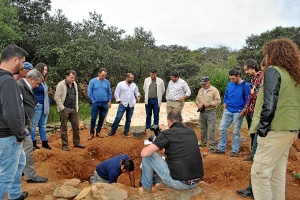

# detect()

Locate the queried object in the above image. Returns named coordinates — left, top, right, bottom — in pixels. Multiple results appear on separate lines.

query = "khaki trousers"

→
left=166, top=100, right=185, bottom=114
left=251, top=131, right=297, bottom=200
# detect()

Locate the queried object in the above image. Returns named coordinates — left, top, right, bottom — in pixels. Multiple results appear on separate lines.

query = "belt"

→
left=167, top=100, right=178, bottom=102
left=181, top=178, right=201, bottom=185
left=148, top=98, right=157, bottom=100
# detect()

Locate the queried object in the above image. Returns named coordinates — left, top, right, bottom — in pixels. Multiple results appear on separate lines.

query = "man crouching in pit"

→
left=139, top=111, right=204, bottom=195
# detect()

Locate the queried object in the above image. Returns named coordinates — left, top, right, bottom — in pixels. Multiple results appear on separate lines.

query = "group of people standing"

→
left=0, top=37, right=300, bottom=199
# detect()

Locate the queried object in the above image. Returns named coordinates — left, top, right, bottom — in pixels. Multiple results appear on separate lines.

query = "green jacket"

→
left=250, top=66, right=300, bottom=134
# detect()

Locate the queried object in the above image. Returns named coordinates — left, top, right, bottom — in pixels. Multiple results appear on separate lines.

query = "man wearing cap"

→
left=13, top=61, right=33, bottom=81
left=165, top=71, right=191, bottom=113
left=143, top=68, right=165, bottom=131
left=195, top=77, right=221, bottom=152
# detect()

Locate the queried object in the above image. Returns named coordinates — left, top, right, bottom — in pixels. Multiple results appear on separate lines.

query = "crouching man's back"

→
left=139, top=111, right=204, bottom=195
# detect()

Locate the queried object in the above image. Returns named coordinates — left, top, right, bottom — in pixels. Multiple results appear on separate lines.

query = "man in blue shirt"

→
left=215, top=67, right=250, bottom=157
left=89, top=154, right=135, bottom=187
left=88, top=68, right=112, bottom=139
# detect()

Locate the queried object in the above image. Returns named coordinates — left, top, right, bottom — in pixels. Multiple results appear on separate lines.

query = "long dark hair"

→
left=35, top=62, right=48, bottom=81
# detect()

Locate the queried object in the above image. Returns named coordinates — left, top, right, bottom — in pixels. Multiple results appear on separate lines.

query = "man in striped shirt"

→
left=165, top=71, right=191, bottom=113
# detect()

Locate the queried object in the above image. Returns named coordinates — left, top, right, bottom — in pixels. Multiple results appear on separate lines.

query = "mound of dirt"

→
left=20, top=126, right=300, bottom=200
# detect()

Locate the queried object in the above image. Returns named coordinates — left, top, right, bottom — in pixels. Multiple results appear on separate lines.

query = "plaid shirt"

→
left=244, top=71, right=263, bottom=114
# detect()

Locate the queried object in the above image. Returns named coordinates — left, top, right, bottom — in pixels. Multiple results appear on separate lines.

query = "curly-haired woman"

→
left=251, top=38, right=300, bottom=199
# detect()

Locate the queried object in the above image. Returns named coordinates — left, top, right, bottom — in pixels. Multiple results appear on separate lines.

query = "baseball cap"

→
left=23, top=62, right=33, bottom=70
left=200, top=76, right=210, bottom=85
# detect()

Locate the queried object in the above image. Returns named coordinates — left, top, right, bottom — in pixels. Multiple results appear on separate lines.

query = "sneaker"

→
left=155, top=183, right=168, bottom=190
left=106, top=132, right=115, bottom=137
left=230, top=152, right=239, bottom=157
left=124, top=133, right=130, bottom=138
left=209, top=149, right=215, bottom=153
left=237, top=187, right=254, bottom=199
left=243, top=154, right=253, bottom=161
left=213, top=149, right=225, bottom=155
left=138, top=186, right=152, bottom=196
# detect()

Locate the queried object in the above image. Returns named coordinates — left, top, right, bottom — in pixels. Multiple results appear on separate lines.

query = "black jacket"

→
left=257, top=67, right=281, bottom=136
left=0, top=69, right=27, bottom=142
left=17, top=78, right=36, bottom=132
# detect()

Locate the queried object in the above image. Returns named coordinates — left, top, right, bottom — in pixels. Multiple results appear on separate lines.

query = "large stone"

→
left=53, top=185, right=81, bottom=199
left=74, top=187, right=92, bottom=200
left=91, top=183, right=129, bottom=200
left=63, top=178, right=81, bottom=187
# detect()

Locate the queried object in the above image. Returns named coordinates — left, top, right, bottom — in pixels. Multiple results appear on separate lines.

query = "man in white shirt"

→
left=143, top=68, right=165, bottom=130
left=106, top=73, right=141, bottom=138
left=166, top=71, right=191, bottom=113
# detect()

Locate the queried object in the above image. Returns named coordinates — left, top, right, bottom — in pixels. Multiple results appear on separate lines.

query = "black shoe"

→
left=62, top=146, right=70, bottom=151
left=237, top=187, right=254, bottom=199
left=42, top=140, right=52, bottom=150
left=213, top=149, right=225, bottom=155
left=124, top=133, right=130, bottom=138
left=33, top=141, right=40, bottom=150
left=10, top=191, right=29, bottom=200
left=198, top=142, right=207, bottom=147
left=74, top=144, right=86, bottom=149
left=27, top=176, right=48, bottom=183
left=230, top=152, right=239, bottom=157
left=106, top=132, right=115, bottom=137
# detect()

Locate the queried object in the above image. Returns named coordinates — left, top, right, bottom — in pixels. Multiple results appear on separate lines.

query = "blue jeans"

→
left=218, top=109, right=244, bottom=153
left=141, top=152, right=198, bottom=190
left=30, top=103, right=48, bottom=141
left=145, top=98, right=160, bottom=129
left=111, top=104, right=134, bottom=134
left=0, top=136, right=26, bottom=199
left=90, top=102, right=108, bottom=134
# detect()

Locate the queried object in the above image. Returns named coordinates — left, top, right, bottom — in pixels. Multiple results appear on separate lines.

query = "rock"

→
left=64, top=178, right=81, bottom=187
left=91, top=183, right=129, bottom=200
left=53, top=185, right=81, bottom=199
left=43, top=195, right=54, bottom=200
left=74, top=187, right=92, bottom=200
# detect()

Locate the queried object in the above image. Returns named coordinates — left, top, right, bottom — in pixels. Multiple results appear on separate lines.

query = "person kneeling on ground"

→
left=90, top=154, right=135, bottom=187
left=139, top=111, right=204, bottom=196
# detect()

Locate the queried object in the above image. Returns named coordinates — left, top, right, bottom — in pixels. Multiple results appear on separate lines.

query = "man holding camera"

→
left=139, top=111, right=203, bottom=196
left=195, top=77, right=221, bottom=152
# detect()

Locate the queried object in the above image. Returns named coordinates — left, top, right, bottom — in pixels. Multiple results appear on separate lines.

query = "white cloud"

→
left=50, top=0, right=300, bottom=50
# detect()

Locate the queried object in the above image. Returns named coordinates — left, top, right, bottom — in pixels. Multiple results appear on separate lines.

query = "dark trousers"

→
left=111, top=104, right=134, bottom=134
left=246, top=113, right=255, bottom=148
left=145, top=98, right=160, bottom=129
left=90, top=102, right=108, bottom=134
left=60, top=108, right=80, bottom=148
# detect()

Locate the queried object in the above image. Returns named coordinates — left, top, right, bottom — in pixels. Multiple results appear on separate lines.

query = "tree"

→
left=0, top=0, right=21, bottom=49
left=237, top=26, right=300, bottom=65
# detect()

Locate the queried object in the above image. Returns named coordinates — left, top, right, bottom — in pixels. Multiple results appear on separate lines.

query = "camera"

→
left=197, top=105, right=205, bottom=113
left=150, top=124, right=161, bottom=136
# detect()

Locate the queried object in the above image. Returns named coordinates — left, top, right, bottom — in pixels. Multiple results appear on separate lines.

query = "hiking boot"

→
left=213, top=149, right=225, bottom=155
left=155, top=183, right=169, bottom=190
left=237, top=187, right=254, bottom=199
left=243, top=154, right=253, bottom=161
left=33, top=141, right=40, bottom=150
left=124, top=133, right=130, bottom=138
left=42, top=140, right=52, bottom=150
left=106, top=132, right=115, bottom=137
left=230, top=152, right=239, bottom=157
left=138, top=187, right=152, bottom=196
left=62, top=146, right=70, bottom=151
left=96, top=133, right=104, bottom=138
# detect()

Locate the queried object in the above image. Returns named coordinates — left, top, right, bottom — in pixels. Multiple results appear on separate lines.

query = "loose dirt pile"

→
left=20, top=126, right=300, bottom=200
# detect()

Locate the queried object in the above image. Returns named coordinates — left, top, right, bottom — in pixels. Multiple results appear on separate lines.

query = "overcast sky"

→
left=50, top=0, right=300, bottom=50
